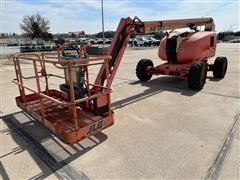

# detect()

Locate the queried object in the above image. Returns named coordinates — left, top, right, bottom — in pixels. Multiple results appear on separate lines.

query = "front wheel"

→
left=136, top=59, right=154, bottom=81
left=213, top=57, right=228, bottom=78
left=188, top=62, right=208, bottom=90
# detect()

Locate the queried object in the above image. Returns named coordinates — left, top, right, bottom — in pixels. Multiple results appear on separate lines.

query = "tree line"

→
left=1, top=14, right=239, bottom=41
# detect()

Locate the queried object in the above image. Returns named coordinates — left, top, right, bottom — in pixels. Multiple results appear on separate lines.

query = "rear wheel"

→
left=136, top=59, right=154, bottom=81
left=213, top=57, right=228, bottom=78
left=188, top=62, right=208, bottom=90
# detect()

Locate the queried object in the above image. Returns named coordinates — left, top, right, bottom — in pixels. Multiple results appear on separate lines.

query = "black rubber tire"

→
left=188, top=62, right=208, bottom=90
left=213, top=57, right=228, bottom=78
left=136, top=59, right=154, bottom=81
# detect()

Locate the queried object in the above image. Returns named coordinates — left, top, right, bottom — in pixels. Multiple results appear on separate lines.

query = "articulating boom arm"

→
left=94, top=17, right=214, bottom=88
left=94, top=17, right=144, bottom=87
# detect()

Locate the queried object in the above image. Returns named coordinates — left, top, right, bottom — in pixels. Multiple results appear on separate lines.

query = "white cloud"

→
left=1, top=0, right=239, bottom=34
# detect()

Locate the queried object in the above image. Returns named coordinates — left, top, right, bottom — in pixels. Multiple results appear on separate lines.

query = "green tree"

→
left=42, top=32, right=54, bottom=41
left=20, top=14, right=50, bottom=39
left=96, top=31, right=115, bottom=38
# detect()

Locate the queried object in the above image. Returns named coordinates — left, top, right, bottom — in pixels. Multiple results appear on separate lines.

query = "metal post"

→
left=13, top=58, right=25, bottom=102
left=33, top=60, right=46, bottom=124
left=101, top=0, right=105, bottom=47
left=67, top=65, right=79, bottom=130
left=41, top=53, right=49, bottom=94
left=15, top=57, right=27, bottom=103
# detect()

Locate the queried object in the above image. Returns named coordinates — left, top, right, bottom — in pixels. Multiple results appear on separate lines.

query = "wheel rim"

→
left=144, top=66, right=152, bottom=76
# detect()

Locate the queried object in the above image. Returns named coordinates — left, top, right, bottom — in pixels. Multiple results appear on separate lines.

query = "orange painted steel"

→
left=158, top=31, right=217, bottom=63
left=10, top=17, right=217, bottom=144
left=143, top=17, right=214, bottom=33
left=9, top=44, right=114, bottom=144
left=94, top=17, right=215, bottom=87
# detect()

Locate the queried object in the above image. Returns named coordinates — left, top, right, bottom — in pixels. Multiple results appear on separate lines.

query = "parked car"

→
left=95, top=38, right=112, bottom=45
left=76, top=38, right=88, bottom=43
left=105, top=38, right=112, bottom=45
left=128, top=38, right=134, bottom=46
left=51, top=45, right=58, bottom=50
left=89, top=39, right=97, bottom=45
left=134, top=37, right=151, bottom=46
left=148, top=37, right=160, bottom=46
left=96, top=38, right=103, bottom=45
left=64, top=38, right=75, bottom=43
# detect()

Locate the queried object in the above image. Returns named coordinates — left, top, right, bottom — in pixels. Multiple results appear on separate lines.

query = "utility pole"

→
left=101, top=0, right=105, bottom=47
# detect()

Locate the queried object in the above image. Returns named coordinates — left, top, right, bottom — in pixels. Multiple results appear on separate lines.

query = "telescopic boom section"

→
left=94, top=17, right=214, bottom=88
left=143, top=17, right=214, bottom=33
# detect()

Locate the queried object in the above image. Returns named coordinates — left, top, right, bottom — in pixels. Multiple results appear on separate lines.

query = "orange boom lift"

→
left=9, top=17, right=227, bottom=144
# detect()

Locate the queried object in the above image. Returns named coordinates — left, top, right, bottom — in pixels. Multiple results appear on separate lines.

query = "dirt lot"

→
left=0, top=43, right=239, bottom=179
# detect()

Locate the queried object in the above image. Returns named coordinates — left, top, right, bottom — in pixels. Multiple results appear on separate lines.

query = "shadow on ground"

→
left=112, top=76, right=199, bottom=110
left=207, top=76, right=222, bottom=82
left=1, top=111, right=108, bottom=179
left=112, top=74, right=235, bottom=110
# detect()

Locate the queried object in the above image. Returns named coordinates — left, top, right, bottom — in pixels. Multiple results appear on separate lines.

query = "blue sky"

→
left=1, top=0, right=239, bottom=34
